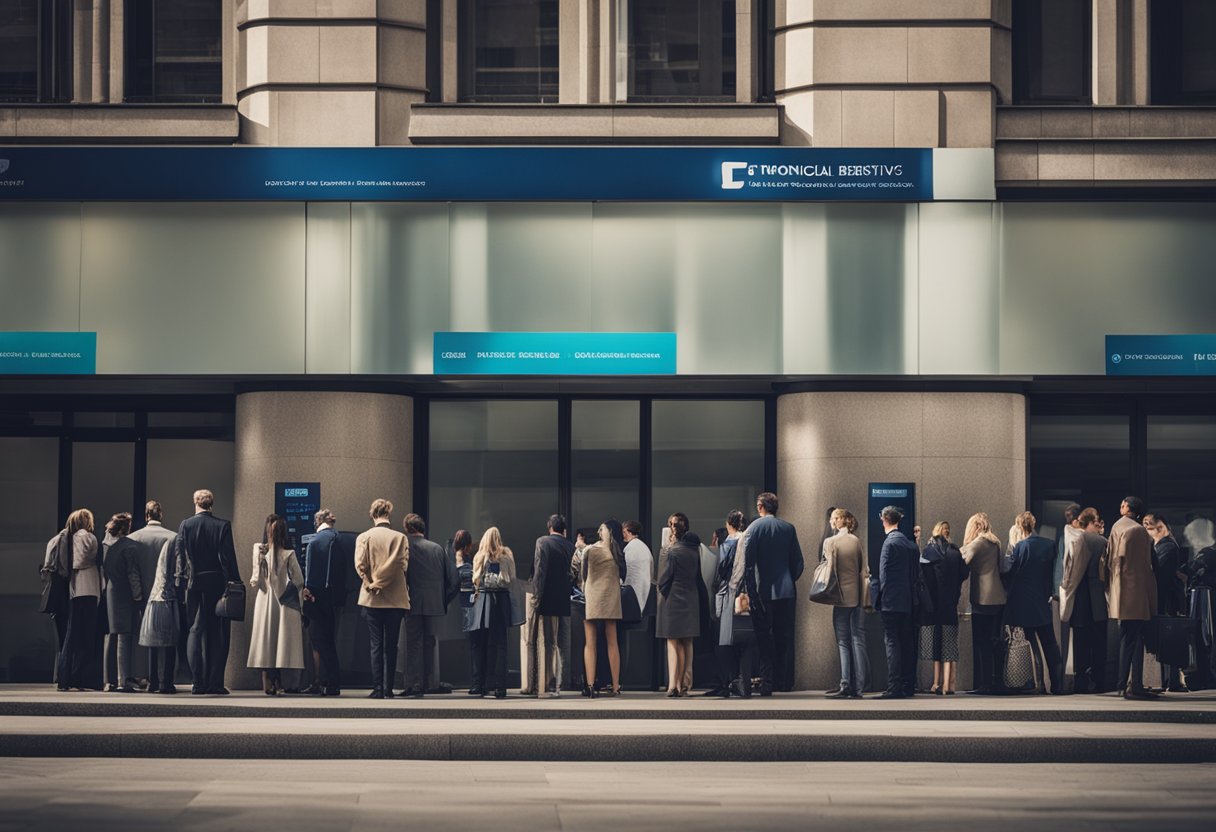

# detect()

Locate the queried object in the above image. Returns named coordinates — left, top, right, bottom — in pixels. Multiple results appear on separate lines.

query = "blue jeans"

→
left=832, top=605, right=869, bottom=694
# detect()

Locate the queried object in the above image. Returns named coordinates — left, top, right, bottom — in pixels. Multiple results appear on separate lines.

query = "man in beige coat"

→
left=355, top=498, right=409, bottom=699
left=1102, top=495, right=1158, bottom=700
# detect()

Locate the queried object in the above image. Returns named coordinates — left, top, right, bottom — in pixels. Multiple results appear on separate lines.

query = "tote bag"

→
left=808, top=558, right=843, bottom=605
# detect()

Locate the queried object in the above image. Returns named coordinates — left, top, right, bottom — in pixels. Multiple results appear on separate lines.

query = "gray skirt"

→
left=919, top=624, right=960, bottom=662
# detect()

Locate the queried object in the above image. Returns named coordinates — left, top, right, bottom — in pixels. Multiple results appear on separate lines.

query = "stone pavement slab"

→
left=1, top=759, right=1214, bottom=832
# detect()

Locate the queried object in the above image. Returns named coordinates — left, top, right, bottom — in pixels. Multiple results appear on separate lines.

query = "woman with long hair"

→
left=472, top=526, right=516, bottom=699
left=960, top=512, right=1007, bottom=694
left=57, top=508, right=101, bottom=691
left=102, top=512, right=143, bottom=693
left=247, top=514, right=305, bottom=695
left=580, top=521, right=626, bottom=697
left=918, top=521, right=969, bottom=695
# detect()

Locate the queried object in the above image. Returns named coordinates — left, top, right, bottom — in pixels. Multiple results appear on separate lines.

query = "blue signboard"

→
left=0, top=332, right=96, bottom=375
left=434, top=332, right=676, bottom=375
left=1106, top=335, right=1216, bottom=376
left=867, top=483, right=917, bottom=581
left=0, top=147, right=933, bottom=202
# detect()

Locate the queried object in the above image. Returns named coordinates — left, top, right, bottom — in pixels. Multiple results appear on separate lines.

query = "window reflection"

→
left=628, top=0, right=735, bottom=101
left=458, top=0, right=559, bottom=102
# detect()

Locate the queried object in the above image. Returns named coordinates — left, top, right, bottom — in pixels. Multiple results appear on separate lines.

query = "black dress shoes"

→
left=208, top=688, right=230, bottom=695
left=468, top=687, right=485, bottom=697
left=494, top=689, right=507, bottom=699
left=322, top=688, right=341, bottom=697
left=158, top=685, right=178, bottom=695
left=399, top=689, right=424, bottom=699
left=367, top=689, right=385, bottom=699
left=825, top=689, right=853, bottom=699
left=878, top=691, right=906, bottom=699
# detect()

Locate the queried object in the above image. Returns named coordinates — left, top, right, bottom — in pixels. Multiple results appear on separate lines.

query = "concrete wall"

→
left=227, top=390, right=414, bottom=689
left=777, top=391, right=1026, bottom=691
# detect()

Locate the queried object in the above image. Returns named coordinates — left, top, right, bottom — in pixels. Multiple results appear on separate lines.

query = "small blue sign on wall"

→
left=0, top=332, right=96, bottom=375
left=434, top=332, right=676, bottom=375
left=1106, top=335, right=1216, bottom=376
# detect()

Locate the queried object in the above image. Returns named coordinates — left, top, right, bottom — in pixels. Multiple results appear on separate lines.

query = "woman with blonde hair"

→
left=918, top=521, right=969, bottom=694
left=472, top=526, right=516, bottom=699
left=57, top=508, right=101, bottom=691
left=823, top=508, right=868, bottom=698
left=1004, top=511, right=1065, bottom=694
left=961, top=512, right=1006, bottom=693
left=247, top=514, right=305, bottom=695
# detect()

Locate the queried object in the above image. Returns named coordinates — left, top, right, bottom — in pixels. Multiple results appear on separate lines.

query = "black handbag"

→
left=215, top=581, right=247, bottom=621
left=39, top=570, right=69, bottom=616
left=731, top=609, right=754, bottom=646
left=1152, top=615, right=1197, bottom=668
left=620, top=584, right=643, bottom=623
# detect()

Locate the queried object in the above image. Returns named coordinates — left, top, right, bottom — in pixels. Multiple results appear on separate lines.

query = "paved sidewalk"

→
left=1, top=759, right=1214, bottom=832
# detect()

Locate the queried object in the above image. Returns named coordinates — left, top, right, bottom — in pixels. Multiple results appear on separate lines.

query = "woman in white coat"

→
left=247, top=514, right=305, bottom=694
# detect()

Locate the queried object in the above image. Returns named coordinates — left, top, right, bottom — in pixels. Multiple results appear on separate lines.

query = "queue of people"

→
left=39, top=487, right=1206, bottom=699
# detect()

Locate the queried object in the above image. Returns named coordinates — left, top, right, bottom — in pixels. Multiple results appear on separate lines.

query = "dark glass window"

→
left=1012, top=0, right=1090, bottom=104
left=1152, top=0, right=1216, bottom=105
left=628, top=0, right=735, bottom=102
left=757, top=0, right=774, bottom=103
left=426, top=0, right=442, bottom=102
left=0, top=0, right=72, bottom=103
left=457, top=0, right=559, bottom=103
left=125, top=0, right=222, bottom=103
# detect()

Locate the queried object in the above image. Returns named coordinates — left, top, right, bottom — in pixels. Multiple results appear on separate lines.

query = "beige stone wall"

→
left=777, top=391, right=1026, bottom=691
left=774, top=0, right=1009, bottom=148
left=226, top=390, right=414, bottom=689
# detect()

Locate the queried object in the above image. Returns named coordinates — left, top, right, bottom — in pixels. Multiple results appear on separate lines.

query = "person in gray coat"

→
left=401, top=513, right=459, bottom=697
left=103, top=513, right=146, bottom=693
left=128, top=500, right=180, bottom=693
left=657, top=517, right=704, bottom=697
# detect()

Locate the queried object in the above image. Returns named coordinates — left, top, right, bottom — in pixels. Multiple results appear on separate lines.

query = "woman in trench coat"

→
left=247, top=513, right=305, bottom=694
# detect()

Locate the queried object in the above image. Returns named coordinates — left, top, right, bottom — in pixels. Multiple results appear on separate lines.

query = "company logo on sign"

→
left=283, top=487, right=311, bottom=497
left=720, top=161, right=748, bottom=189
left=0, top=160, right=9, bottom=174
left=871, top=487, right=909, bottom=499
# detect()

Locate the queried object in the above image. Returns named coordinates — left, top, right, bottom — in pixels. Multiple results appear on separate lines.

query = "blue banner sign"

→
left=434, top=332, right=676, bottom=375
left=0, top=332, right=96, bottom=375
left=1106, top=335, right=1216, bottom=376
left=0, top=147, right=932, bottom=202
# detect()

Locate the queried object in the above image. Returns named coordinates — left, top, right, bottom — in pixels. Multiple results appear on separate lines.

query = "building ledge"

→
left=997, top=105, right=1216, bottom=141
left=408, top=103, right=782, bottom=145
left=0, top=104, right=239, bottom=144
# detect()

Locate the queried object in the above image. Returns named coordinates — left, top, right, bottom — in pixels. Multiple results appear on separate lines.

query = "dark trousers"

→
left=1118, top=619, right=1147, bottom=693
left=148, top=600, right=187, bottom=691
left=746, top=602, right=776, bottom=693
left=304, top=593, right=341, bottom=690
left=1023, top=623, right=1064, bottom=693
left=50, top=610, right=70, bottom=684
left=714, top=643, right=738, bottom=691
left=771, top=597, right=797, bottom=691
left=57, top=596, right=98, bottom=689
left=1071, top=621, right=1109, bottom=693
left=362, top=606, right=404, bottom=693
left=468, top=629, right=487, bottom=691
left=881, top=611, right=916, bottom=695
left=480, top=594, right=510, bottom=693
left=971, top=610, right=1003, bottom=691
left=403, top=612, right=439, bottom=693
left=186, top=580, right=230, bottom=693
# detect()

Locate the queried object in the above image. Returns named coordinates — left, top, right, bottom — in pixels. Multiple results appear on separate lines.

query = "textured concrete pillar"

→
left=775, top=1, right=1007, bottom=148
left=226, top=391, right=414, bottom=690
left=778, top=392, right=1026, bottom=692
left=237, top=1, right=428, bottom=145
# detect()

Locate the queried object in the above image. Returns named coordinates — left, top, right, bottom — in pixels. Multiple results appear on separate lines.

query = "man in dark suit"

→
left=525, top=514, right=575, bottom=698
left=1145, top=512, right=1186, bottom=692
left=401, top=513, right=458, bottom=697
left=302, top=508, right=344, bottom=696
left=871, top=505, right=920, bottom=699
left=175, top=489, right=240, bottom=695
left=729, top=491, right=804, bottom=696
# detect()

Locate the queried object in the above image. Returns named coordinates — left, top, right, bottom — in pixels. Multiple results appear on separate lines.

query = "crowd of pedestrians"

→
left=39, top=487, right=1211, bottom=699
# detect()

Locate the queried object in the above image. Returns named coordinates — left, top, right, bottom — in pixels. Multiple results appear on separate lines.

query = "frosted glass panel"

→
left=651, top=400, right=765, bottom=544
left=146, top=439, right=235, bottom=530
left=350, top=203, right=450, bottom=374
left=0, top=203, right=81, bottom=332
left=1001, top=203, right=1216, bottom=375
left=80, top=203, right=307, bottom=374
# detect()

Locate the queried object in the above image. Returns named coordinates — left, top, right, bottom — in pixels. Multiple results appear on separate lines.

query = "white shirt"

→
left=623, top=538, right=653, bottom=610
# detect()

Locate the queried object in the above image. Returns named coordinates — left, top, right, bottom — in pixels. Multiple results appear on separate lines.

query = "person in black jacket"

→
left=870, top=506, right=921, bottom=699
left=401, top=513, right=459, bottom=697
left=1005, top=511, right=1065, bottom=695
left=175, top=489, right=240, bottom=695
left=917, top=522, right=969, bottom=695
left=1145, top=513, right=1186, bottom=692
left=301, top=509, right=343, bottom=696
left=525, top=514, right=575, bottom=698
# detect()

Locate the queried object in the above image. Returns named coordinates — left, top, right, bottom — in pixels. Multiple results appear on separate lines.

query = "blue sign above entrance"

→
left=0, top=332, right=96, bottom=375
left=1106, top=335, right=1216, bottom=376
left=0, top=147, right=934, bottom=202
left=434, top=332, right=676, bottom=375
